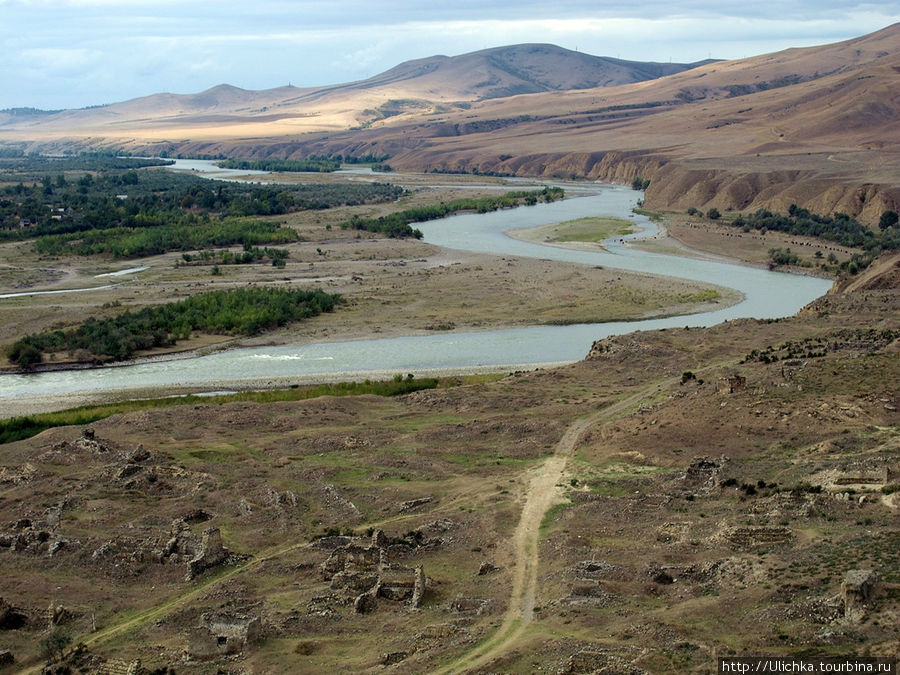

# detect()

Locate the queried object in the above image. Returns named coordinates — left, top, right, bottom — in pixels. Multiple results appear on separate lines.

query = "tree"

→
left=769, top=247, right=799, bottom=265
left=8, top=341, right=42, bottom=369
left=706, top=207, right=721, bottom=220
left=879, top=210, right=898, bottom=230
left=39, top=627, right=71, bottom=663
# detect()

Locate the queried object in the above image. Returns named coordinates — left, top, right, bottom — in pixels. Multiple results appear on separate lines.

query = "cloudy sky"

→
left=1, top=0, right=897, bottom=110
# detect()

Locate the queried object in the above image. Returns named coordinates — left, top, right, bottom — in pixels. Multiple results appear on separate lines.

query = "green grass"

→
left=587, top=480, right=632, bottom=497
left=173, top=442, right=264, bottom=465
left=678, top=289, right=721, bottom=303
left=442, top=453, right=536, bottom=470
left=0, top=377, right=441, bottom=445
left=633, top=208, right=663, bottom=222
left=539, top=500, right=572, bottom=537
left=547, top=216, right=635, bottom=243
left=384, top=413, right=470, bottom=433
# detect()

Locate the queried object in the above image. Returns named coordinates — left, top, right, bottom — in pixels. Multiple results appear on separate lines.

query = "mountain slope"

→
left=354, top=44, right=710, bottom=99
left=273, top=23, right=899, bottom=222
left=1, top=25, right=897, bottom=222
left=0, top=44, right=708, bottom=139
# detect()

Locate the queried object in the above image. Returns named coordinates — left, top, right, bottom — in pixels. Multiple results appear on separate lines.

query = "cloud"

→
left=0, top=1, right=897, bottom=109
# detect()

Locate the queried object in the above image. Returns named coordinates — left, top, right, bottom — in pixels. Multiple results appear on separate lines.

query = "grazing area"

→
left=0, top=20, right=897, bottom=675
left=0, top=375, right=443, bottom=446
left=0, top=255, right=896, bottom=672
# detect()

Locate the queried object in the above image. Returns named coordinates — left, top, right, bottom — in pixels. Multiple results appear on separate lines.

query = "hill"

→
left=349, top=44, right=710, bottom=99
left=288, top=23, right=900, bottom=223
left=1, top=26, right=898, bottom=223
left=0, top=44, right=708, bottom=142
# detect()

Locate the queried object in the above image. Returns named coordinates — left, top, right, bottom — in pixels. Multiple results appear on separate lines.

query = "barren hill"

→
left=354, top=44, right=709, bottom=99
left=2, top=25, right=898, bottom=222
left=276, top=23, right=899, bottom=223
left=0, top=44, right=707, bottom=141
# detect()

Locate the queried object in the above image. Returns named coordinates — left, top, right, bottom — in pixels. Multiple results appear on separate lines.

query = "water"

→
left=0, top=183, right=832, bottom=400
left=167, top=158, right=270, bottom=177
left=0, top=284, right=118, bottom=299
left=94, top=265, right=150, bottom=278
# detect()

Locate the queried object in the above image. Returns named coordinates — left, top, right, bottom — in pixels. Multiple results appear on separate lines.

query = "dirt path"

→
left=437, top=386, right=661, bottom=674
left=20, top=373, right=692, bottom=673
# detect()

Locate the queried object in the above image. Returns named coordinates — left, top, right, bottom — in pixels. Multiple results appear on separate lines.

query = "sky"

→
left=1, top=0, right=898, bottom=110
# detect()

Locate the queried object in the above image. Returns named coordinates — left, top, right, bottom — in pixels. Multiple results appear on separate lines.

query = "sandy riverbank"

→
left=0, top=361, right=571, bottom=418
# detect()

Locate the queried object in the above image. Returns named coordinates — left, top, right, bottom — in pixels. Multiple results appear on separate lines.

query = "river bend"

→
left=0, top=179, right=832, bottom=400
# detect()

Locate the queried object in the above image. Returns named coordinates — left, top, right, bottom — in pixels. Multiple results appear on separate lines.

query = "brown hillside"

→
left=2, top=25, right=898, bottom=222
left=290, top=23, right=899, bottom=222
left=832, top=251, right=900, bottom=293
left=0, top=44, right=707, bottom=141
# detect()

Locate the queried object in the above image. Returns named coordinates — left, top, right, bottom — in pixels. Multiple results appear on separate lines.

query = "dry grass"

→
left=0, top=271, right=896, bottom=672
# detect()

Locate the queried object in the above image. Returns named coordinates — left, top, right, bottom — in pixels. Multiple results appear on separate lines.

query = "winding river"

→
left=0, top=172, right=832, bottom=401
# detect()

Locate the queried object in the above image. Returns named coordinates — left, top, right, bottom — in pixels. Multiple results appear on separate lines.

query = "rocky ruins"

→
left=187, top=612, right=262, bottom=660
left=314, top=529, right=426, bottom=615
left=158, top=519, right=232, bottom=581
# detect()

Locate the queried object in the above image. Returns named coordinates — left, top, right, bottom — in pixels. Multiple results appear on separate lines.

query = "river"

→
left=0, top=170, right=832, bottom=401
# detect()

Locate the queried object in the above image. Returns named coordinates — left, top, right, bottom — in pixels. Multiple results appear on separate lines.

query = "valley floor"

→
left=0, top=174, right=896, bottom=673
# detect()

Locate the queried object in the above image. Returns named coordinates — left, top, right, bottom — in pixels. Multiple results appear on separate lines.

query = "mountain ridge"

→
left=0, top=44, right=711, bottom=134
left=1, top=25, right=897, bottom=223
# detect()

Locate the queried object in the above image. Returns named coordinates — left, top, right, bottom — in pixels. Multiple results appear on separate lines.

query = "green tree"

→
left=879, top=210, right=898, bottom=230
left=40, top=627, right=71, bottom=663
left=769, top=247, right=799, bottom=265
left=706, top=207, right=721, bottom=220
left=8, top=341, right=42, bottom=369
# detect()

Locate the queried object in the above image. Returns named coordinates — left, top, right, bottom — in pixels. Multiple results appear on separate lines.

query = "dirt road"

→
left=437, top=385, right=660, bottom=674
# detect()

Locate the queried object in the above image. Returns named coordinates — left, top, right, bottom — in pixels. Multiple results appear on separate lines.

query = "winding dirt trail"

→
left=438, top=386, right=659, bottom=674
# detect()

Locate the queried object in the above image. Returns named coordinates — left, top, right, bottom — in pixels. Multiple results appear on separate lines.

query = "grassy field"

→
left=0, top=277, right=896, bottom=672
left=508, top=215, right=635, bottom=249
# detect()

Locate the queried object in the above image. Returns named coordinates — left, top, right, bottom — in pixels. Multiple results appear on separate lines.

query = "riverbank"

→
left=628, top=212, right=847, bottom=278
left=1, top=180, right=832, bottom=409
left=1, top=188, right=740, bottom=375
left=0, top=362, right=567, bottom=419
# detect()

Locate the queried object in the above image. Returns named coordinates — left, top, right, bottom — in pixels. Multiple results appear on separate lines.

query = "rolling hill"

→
left=0, top=45, right=709, bottom=141
left=1, top=25, right=898, bottom=222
